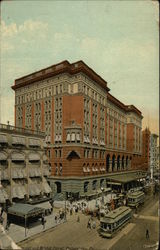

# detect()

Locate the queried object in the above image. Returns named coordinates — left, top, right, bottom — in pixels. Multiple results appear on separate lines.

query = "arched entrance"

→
left=106, top=154, right=110, bottom=172
left=117, top=155, right=120, bottom=170
left=126, top=156, right=128, bottom=168
left=112, top=155, right=116, bottom=172
left=84, top=181, right=89, bottom=193
left=122, top=155, right=124, bottom=169
left=55, top=181, right=61, bottom=193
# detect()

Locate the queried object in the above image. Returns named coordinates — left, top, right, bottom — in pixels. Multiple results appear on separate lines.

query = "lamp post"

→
left=101, top=187, right=104, bottom=204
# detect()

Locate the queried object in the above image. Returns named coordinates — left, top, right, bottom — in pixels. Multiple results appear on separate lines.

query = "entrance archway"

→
left=106, top=154, right=110, bottom=172
left=112, top=155, right=116, bottom=172
left=126, top=156, right=128, bottom=168
left=122, top=155, right=124, bottom=169
left=55, top=182, right=61, bottom=193
left=117, top=155, right=120, bottom=170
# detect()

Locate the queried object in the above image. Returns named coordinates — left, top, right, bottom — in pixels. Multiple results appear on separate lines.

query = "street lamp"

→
left=101, top=187, right=104, bottom=204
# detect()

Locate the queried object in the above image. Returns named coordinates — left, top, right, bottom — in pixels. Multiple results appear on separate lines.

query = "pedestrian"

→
left=70, top=208, right=73, bottom=216
left=87, top=219, right=91, bottom=229
left=55, top=215, right=57, bottom=224
left=5, top=220, right=10, bottom=231
left=146, top=229, right=149, bottom=239
left=77, top=215, right=80, bottom=222
left=41, top=215, right=45, bottom=230
left=92, top=220, right=96, bottom=229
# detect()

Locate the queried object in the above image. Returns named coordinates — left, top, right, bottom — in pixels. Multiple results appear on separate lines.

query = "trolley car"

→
left=98, top=206, right=132, bottom=238
left=127, top=191, right=145, bottom=208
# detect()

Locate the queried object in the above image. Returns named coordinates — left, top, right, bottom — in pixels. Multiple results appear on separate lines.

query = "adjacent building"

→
left=141, top=127, right=151, bottom=171
left=150, top=133, right=159, bottom=179
left=11, top=60, right=144, bottom=199
left=0, top=123, right=52, bottom=206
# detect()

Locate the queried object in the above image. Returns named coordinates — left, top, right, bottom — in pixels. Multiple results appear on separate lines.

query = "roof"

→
left=107, top=93, right=143, bottom=118
left=100, top=206, right=131, bottom=223
left=106, top=171, right=147, bottom=184
left=12, top=60, right=110, bottom=92
left=8, top=203, right=44, bottom=218
left=127, top=191, right=145, bottom=198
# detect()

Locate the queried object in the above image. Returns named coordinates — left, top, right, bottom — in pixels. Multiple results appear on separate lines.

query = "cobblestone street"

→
left=19, top=194, right=159, bottom=250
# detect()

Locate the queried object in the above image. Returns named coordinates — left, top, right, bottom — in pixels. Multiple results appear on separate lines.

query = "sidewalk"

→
left=0, top=212, right=65, bottom=249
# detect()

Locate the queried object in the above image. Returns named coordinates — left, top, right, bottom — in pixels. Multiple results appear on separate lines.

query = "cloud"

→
left=1, top=19, right=48, bottom=38
left=1, top=19, right=48, bottom=55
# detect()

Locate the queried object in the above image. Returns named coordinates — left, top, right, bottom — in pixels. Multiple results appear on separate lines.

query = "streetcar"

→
left=127, top=190, right=145, bottom=208
left=98, top=206, right=132, bottom=238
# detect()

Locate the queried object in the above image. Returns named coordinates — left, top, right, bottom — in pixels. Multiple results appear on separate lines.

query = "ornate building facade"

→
left=12, top=60, right=143, bottom=198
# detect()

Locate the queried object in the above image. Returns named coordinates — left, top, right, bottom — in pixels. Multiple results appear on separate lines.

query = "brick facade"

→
left=11, top=60, right=145, bottom=197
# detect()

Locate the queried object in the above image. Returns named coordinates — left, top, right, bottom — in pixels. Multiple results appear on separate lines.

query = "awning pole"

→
left=25, top=215, right=27, bottom=237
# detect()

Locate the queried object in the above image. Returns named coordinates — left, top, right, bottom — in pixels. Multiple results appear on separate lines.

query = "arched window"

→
left=92, top=180, right=97, bottom=190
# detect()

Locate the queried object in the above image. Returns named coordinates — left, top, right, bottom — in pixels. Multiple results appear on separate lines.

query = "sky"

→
left=0, top=0, right=159, bottom=135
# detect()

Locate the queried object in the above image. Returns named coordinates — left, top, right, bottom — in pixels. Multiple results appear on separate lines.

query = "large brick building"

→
left=12, top=60, right=144, bottom=198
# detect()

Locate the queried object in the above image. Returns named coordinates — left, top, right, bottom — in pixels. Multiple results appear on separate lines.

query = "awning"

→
left=54, top=135, right=58, bottom=142
left=8, top=203, right=44, bottom=218
left=29, top=168, right=41, bottom=177
left=43, top=182, right=52, bottom=193
left=84, top=136, right=88, bottom=143
left=71, top=133, right=76, bottom=142
left=28, top=138, right=40, bottom=147
left=76, top=133, right=80, bottom=141
left=11, top=152, right=25, bottom=161
left=0, top=134, right=7, bottom=143
left=0, top=188, right=8, bottom=203
left=1, top=169, right=9, bottom=180
left=12, top=186, right=26, bottom=199
left=12, top=169, right=18, bottom=178
left=43, top=167, right=50, bottom=176
left=87, top=137, right=90, bottom=143
left=34, top=201, right=52, bottom=210
left=107, top=182, right=122, bottom=186
left=12, top=136, right=25, bottom=145
left=29, top=184, right=41, bottom=196
left=0, top=152, right=7, bottom=161
left=66, top=133, right=71, bottom=141
left=28, top=153, right=40, bottom=161
left=43, top=155, right=48, bottom=162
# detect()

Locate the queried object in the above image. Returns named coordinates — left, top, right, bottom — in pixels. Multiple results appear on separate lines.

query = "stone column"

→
left=25, top=158, right=29, bottom=200
left=119, top=160, right=122, bottom=171
left=109, top=160, right=112, bottom=172
left=114, top=160, right=117, bottom=171
left=8, top=158, right=12, bottom=203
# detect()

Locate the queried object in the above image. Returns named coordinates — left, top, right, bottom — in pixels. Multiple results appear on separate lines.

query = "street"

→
left=19, top=193, right=159, bottom=250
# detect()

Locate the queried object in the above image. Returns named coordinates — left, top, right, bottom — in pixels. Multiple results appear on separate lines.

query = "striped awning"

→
left=43, top=182, right=52, bottom=193
left=28, top=138, right=40, bottom=147
left=0, top=188, right=8, bottom=203
left=1, top=169, right=9, bottom=180
left=11, top=152, right=25, bottom=161
left=0, top=134, right=7, bottom=143
left=0, top=152, right=7, bottom=161
left=29, top=184, right=41, bottom=196
left=29, top=167, right=41, bottom=177
left=12, top=186, right=27, bottom=199
left=28, top=153, right=40, bottom=161
left=43, top=167, right=50, bottom=176
left=12, top=136, right=25, bottom=145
